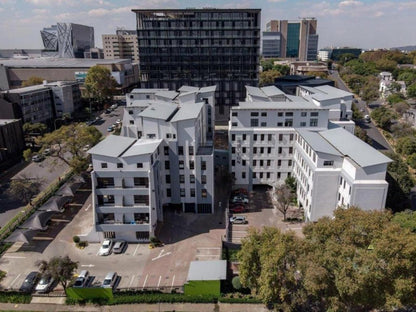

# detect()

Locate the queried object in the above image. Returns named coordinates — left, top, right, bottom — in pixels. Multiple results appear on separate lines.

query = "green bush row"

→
left=0, top=292, right=32, bottom=304
left=111, top=292, right=217, bottom=305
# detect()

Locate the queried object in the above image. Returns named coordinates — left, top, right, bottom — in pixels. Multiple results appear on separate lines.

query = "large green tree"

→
left=84, top=65, right=118, bottom=104
left=37, top=256, right=78, bottom=291
left=7, top=175, right=43, bottom=205
left=36, top=123, right=101, bottom=173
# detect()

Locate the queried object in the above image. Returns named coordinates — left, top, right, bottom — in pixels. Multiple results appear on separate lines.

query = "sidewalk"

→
left=0, top=302, right=270, bottom=312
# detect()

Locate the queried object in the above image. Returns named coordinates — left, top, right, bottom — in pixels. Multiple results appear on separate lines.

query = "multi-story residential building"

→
left=88, top=86, right=216, bottom=242
left=229, top=85, right=390, bottom=221
left=263, top=18, right=318, bottom=61
left=43, top=81, right=82, bottom=117
left=41, top=23, right=95, bottom=58
left=133, top=8, right=261, bottom=121
left=102, top=29, right=139, bottom=62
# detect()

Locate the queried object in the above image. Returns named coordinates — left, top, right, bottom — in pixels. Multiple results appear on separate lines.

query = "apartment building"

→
left=229, top=85, right=391, bottom=221
left=133, top=8, right=261, bottom=120
left=88, top=86, right=216, bottom=242
left=102, top=29, right=139, bottom=62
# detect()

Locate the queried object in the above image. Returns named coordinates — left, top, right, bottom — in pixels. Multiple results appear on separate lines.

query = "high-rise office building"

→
left=102, top=29, right=139, bottom=62
left=133, top=8, right=261, bottom=120
left=40, top=23, right=95, bottom=58
left=262, top=18, right=318, bottom=61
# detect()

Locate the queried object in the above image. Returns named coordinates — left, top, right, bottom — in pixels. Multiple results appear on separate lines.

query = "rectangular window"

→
left=290, top=134, right=294, bottom=141
left=189, top=160, right=194, bottom=170
left=232, top=112, right=238, bottom=116
left=261, top=122, right=267, bottom=127
left=260, top=147, right=264, bottom=154
left=179, top=161, right=184, bottom=169
left=189, top=146, right=194, bottom=155
left=289, top=147, right=293, bottom=154
left=180, top=189, right=185, bottom=197
left=201, top=161, right=206, bottom=170
left=310, top=119, right=318, bottom=127
left=285, top=112, right=293, bottom=116
left=232, top=147, right=236, bottom=153
left=288, top=160, right=292, bottom=166
left=164, top=146, right=169, bottom=155
left=202, top=175, right=207, bottom=184
left=232, top=159, right=235, bottom=166
left=324, top=160, right=334, bottom=166
left=261, top=112, right=267, bottom=117
left=253, top=134, right=257, bottom=141
left=268, top=134, right=272, bottom=141
left=285, top=119, right=293, bottom=127
left=267, top=160, right=271, bottom=166
left=242, top=172, right=246, bottom=179
left=117, top=163, right=123, bottom=168
left=278, top=112, right=283, bottom=117
left=268, top=147, right=272, bottom=154
left=253, top=147, right=257, bottom=154
left=179, top=175, right=185, bottom=183
left=259, top=172, right=263, bottom=178
left=243, top=134, right=246, bottom=140
left=165, top=161, right=170, bottom=169
left=277, top=122, right=283, bottom=126
left=278, top=160, right=282, bottom=166
left=301, top=112, right=307, bottom=117
left=311, top=112, right=319, bottom=117
left=250, top=119, right=259, bottom=127
left=253, top=160, right=257, bottom=166
left=190, top=174, right=195, bottom=183
left=261, top=134, right=265, bottom=141
left=277, top=172, right=281, bottom=178
left=134, top=195, right=149, bottom=205
left=300, top=122, right=306, bottom=127
left=178, top=146, right=184, bottom=155
left=166, top=175, right=171, bottom=183
left=191, top=188, right=195, bottom=197
left=267, top=172, right=270, bottom=179
left=260, top=160, right=264, bottom=166
left=252, top=172, right=256, bottom=179
left=278, top=147, right=283, bottom=154
left=231, top=122, right=237, bottom=127
left=242, top=159, right=246, bottom=166
left=251, top=112, right=259, bottom=116
left=242, top=147, right=246, bottom=153
left=279, top=134, right=283, bottom=141
left=201, top=189, right=207, bottom=198
left=231, top=134, right=235, bottom=141
left=134, top=177, right=148, bottom=187
left=101, top=163, right=107, bottom=168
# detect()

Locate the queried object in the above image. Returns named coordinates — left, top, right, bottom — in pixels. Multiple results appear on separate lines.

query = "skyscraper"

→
left=262, top=18, right=318, bottom=61
left=133, top=8, right=261, bottom=120
left=40, top=23, right=95, bottom=58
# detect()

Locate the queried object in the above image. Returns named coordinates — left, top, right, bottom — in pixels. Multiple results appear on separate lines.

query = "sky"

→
left=0, top=0, right=415, bottom=50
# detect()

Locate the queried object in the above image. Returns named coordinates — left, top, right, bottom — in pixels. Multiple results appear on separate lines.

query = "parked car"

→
left=98, top=239, right=113, bottom=256
left=73, top=270, right=89, bottom=288
left=32, top=154, right=44, bottom=162
left=229, top=216, right=248, bottom=224
left=111, top=104, right=118, bottom=110
left=107, top=125, right=114, bottom=132
left=42, top=148, right=51, bottom=156
left=113, top=240, right=127, bottom=254
left=35, top=275, right=55, bottom=293
left=105, top=109, right=112, bottom=114
left=115, top=119, right=122, bottom=125
left=102, top=272, right=118, bottom=289
left=230, top=205, right=246, bottom=213
left=230, top=196, right=249, bottom=204
left=19, top=271, right=40, bottom=293
left=364, top=115, right=371, bottom=123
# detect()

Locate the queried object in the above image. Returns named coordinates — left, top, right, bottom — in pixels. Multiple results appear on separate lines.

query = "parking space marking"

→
left=142, top=274, right=148, bottom=290
left=157, top=275, right=161, bottom=288
left=81, top=264, right=95, bottom=268
left=129, top=275, right=135, bottom=287
left=9, top=273, right=21, bottom=288
left=152, top=249, right=172, bottom=261
left=171, top=275, right=175, bottom=291
left=85, top=204, right=91, bottom=211
left=133, top=244, right=140, bottom=256
left=2, top=255, right=26, bottom=259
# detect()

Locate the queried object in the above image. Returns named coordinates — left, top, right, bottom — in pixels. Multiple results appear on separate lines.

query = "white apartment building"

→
left=229, top=85, right=391, bottom=221
left=88, top=86, right=216, bottom=242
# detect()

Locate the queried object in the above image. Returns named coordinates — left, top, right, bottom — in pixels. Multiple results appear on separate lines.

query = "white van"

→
left=102, top=272, right=117, bottom=289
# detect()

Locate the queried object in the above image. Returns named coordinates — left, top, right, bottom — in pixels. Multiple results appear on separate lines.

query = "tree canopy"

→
left=238, top=208, right=416, bottom=311
left=84, top=65, right=118, bottom=103
left=37, top=256, right=78, bottom=291
left=7, top=175, right=43, bottom=205
left=36, top=123, right=102, bottom=173
left=21, top=76, right=44, bottom=87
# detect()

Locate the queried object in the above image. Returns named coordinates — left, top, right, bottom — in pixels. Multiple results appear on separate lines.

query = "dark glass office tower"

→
left=133, top=9, right=261, bottom=121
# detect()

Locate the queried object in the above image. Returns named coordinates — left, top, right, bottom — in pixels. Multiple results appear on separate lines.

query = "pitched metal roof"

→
left=261, top=85, right=285, bottom=97
left=187, top=260, right=227, bottom=281
left=178, top=86, right=199, bottom=93
left=297, top=129, right=341, bottom=156
left=88, top=135, right=136, bottom=158
left=235, top=101, right=323, bottom=110
left=319, top=128, right=392, bottom=167
left=122, top=139, right=162, bottom=157
left=155, top=90, right=178, bottom=100
left=246, top=85, right=268, bottom=98
left=138, top=102, right=178, bottom=120
left=170, top=102, right=204, bottom=122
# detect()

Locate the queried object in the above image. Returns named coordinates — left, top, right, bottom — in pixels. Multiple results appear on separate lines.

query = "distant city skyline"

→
left=0, top=0, right=415, bottom=50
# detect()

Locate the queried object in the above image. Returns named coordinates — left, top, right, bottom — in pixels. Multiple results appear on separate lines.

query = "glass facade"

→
left=286, top=23, right=300, bottom=58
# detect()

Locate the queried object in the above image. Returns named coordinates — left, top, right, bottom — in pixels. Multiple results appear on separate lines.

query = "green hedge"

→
left=0, top=291, right=32, bottom=304
left=111, top=292, right=217, bottom=305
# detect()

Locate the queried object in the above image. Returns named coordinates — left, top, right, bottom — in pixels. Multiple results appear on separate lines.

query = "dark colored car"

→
left=230, top=205, right=246, bottom=213
left=19, top=271, right=40, bottom=293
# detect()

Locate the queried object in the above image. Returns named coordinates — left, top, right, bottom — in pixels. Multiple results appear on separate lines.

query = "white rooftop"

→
left=88, top=135, right=136, bottom=158
left=170, top=102, right=204, bottom=122
left=139, top=102, right=178, bottom=120
left=122, top=139, right=163, bottom=157
left=187, top=260, right=227, bottom=281
left=235, top=101, right=324, bottom=110
left=261, top=85, right=285, bottom=97
left=297, top=129, right=341, bottom=156
left=2, top=84, right=49, bottom=93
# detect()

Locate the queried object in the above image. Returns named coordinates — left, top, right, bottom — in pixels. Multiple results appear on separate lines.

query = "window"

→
left=268, top=147, right=272, bottom=154
left=117, top=163, right=123, bottom=168
left=267, top=160, right=271, bottom=166
left=201, top=161, right=206, bottom=170
left=201, top=189, right=207, bottom=198
left=232, top=122, right=237, bottom=127
left=285, top=119, right=293, bottom=127
left=311, top=112, right=319, bottom=117
left=231, top=159, right=235, bottom=166
left=253, top=160, right=257, bottom=166
left=324, top=160, right=334, bottom=166
left=179, top=161, right=184, bottom=169
left=101, top=162, right=108, bottom=168
left=261, top=122, right=267, bottom=127
left=166, top=175, right=171, bottom=183
left=232, top=147, right=236, bottom=153
left=166, top=188, right=171, bottom=197
left=300, top=122, right=306, bottom=127
left=180, top=189, right=185, bottom=197
left=242, top=172, right=246, bottom=179
left=285, top=112, right=293, bottom=116
left=134, top=195, right=149, bottom=205
left=202, top=175, right=207, bottom=184
left=178, top=146, right=184, bottom=155
left=259, top=172, right=263, bottom=178
left=278, top=112, right=283, bottom=117
left=260, top=147, right=264, bottom=154
left=252, top=172, right=256, bottom=179
left=232, top=112, right=238, bottom=116
left=164, top=146, right=169, bottom=155
left=261, top=112, right=267, bottom=117
left=288, top=160, right=292, bottom=166
left=243, top=134, right=246, bottom=140
left=253, top=134, right=257, bottom=141
left=277, top=122, right=283, bottom=126
left=165, top=161, right=170, bottom=169
left=278, top=147, right=283, bottom=154
left=301, top=112, right=307, bottom=117
left=179, top=175, right=185, bottom=183
left=189, top=160, right=194, bottom=170
left=261, top=134, right=265, bottom=141
left=267, top=172, right=270, bottom=179
left=242, top=147, right=246, bottom=153
left=279, top=134, right=283, bottom=141
left=253, top=147, right=257, bottom=154
left=260, top=160, right=264, bottom=166
left=278, top=160, right=282, bottom=166
left=128, top=110, right=133, bottom=115
left=190, top=175, right=195, bottom=183
left=268, top=134, right=272, bottom=141
left=129, top=120, right=134, bottom=125
left=251, top=112, right=259, bottom=116
left=189, top=146, right=194, bottom=155
left=250, top=119, right=259, bottom=127
left=290, top=134, right=294, bottom=141
left=310, top=119, right=318, bottom=127
left=134, top=177, right=148, bottom=187
left=231, top=134, right=235, bottom=141
left=289, top=147, right=293, bottom=154
left=191, top=188, right=195, bottom=197
left=277, top=172, right=281, bottom=178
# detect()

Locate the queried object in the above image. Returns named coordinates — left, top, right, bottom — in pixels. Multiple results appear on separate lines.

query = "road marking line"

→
left=157, top=276, right=161, bottom=288
left=81, top=264, right=95, bottom=267
left=171, top=275, right=175, bottom=291
left=142, top=274, right=148, bottom=290
left=9, top=273, right=21, bottom=288
left=2, top=255, right=26, bottom=259
left=133, top=244, right=140, bottom=256
left=152, top=250, right=172, bottom=261
left=85, top=204, right=91, bottom=211
left=129, top=275, right=135, bottom=287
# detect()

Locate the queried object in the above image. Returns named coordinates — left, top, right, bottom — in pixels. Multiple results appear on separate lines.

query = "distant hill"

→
left=390, top=45, right=416, bottom=52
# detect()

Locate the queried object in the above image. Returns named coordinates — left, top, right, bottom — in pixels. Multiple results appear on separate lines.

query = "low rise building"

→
left=289, top=61, right=328, bottom=76
left=88, top=86, right=216, bottom=242
left=229, top=85, right=390, bottom=221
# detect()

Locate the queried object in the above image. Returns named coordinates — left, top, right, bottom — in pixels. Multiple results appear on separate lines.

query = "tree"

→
left=370, top=106, right=395, bottom=130
left=392, top=210, right=416, bottom=232
left=395, top=136, right=416, bottom=156
left=285, top=175, right=297, bottom=194
left=355, top=126, right=372, bottom=144
left=21, top=76, right=44, bottom=87
left=7, top=175, right=42, bottom=205
left=84, top=65, right=117, bottom=104
left=390, top=122, right=415, bottom=138
left=23, top=122, right=47, bottom=136
left=259, top=69, right=282, bottom=87
left=274, top=184, right=295, bottom=221
left=23, top=148, right=33, bottom=162
left=374, top=58, right=397, bottom=72
left=338, top=53, right=358, bottom=65
left=386, top=93, right=405, bottom=105
left=407, top=83, right=416, bottom=98
left=360, top=76, right=379, bottom=102
left=36, top=123, right=102, bottom=173
left=37, top=256, right=78, bottom=291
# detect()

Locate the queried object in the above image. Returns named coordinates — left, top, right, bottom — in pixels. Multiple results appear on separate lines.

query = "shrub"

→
left=110, top=292, right=217, bottom=305
left=78, top=241, right=88, bottom=248
left=0, top=291, right=32, bottom=304
left=232, top=276, right=242, bottom=290
left=73, top=236, right=80, bottom=244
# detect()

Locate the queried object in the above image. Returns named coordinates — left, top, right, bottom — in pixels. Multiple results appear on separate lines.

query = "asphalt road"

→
left=330, top=70, right=392, bottom=152
left=0, top=106, right=125, bottom=228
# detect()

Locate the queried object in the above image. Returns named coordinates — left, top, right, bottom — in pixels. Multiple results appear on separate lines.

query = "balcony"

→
left=96, top=222, right=150, bottom=232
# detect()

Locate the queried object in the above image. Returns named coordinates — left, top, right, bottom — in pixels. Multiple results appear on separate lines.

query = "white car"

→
left=229, top=216, right=248, bottom=224
left=98, top=239, right=113, bottom=256
left=35, top=275, right=55, bottom=293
